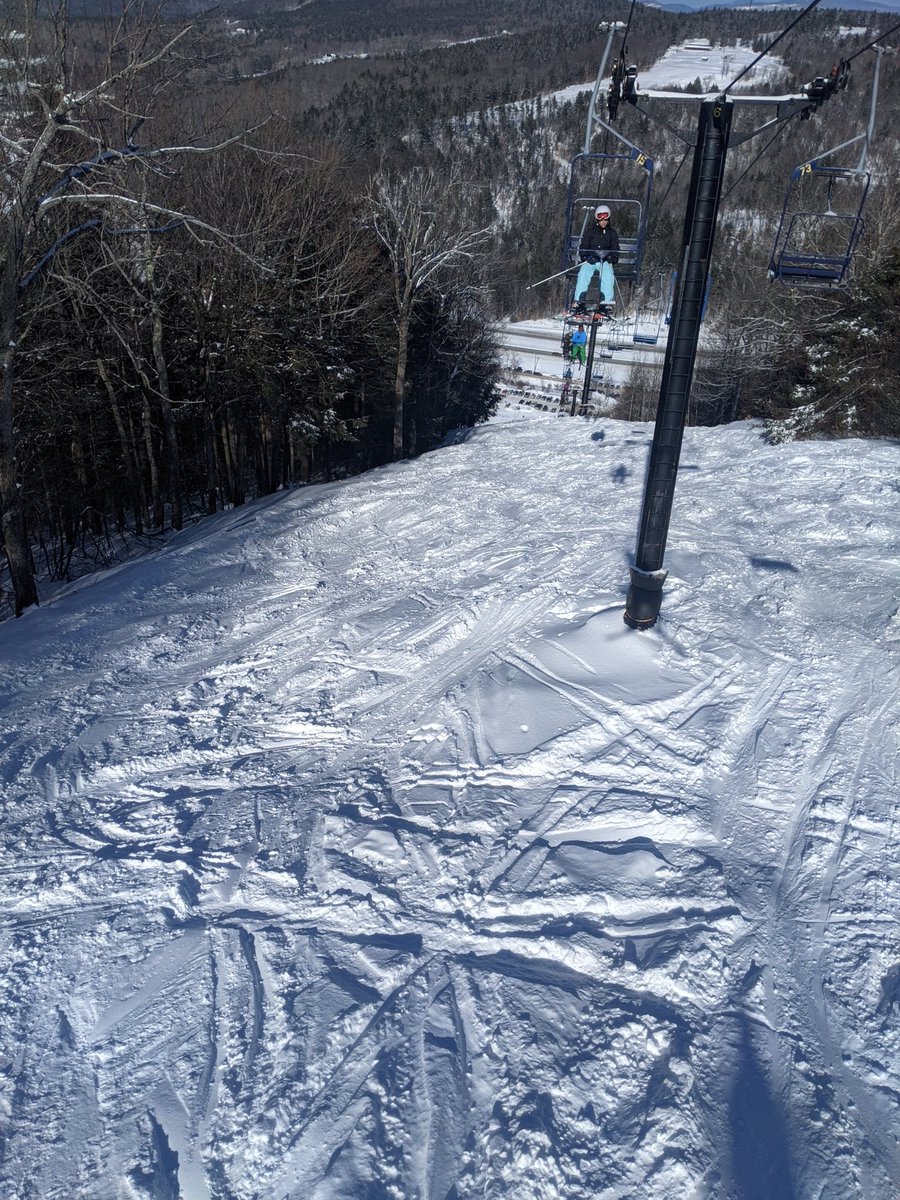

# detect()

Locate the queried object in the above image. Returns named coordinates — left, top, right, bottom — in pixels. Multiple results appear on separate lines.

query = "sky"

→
left=1, top=398, right=898, bottom=1200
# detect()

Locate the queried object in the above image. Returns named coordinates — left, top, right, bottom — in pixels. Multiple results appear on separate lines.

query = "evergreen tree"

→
left=762, top=247, right=900, bottom=441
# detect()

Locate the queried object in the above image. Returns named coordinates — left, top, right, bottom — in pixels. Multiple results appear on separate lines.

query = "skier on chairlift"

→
left=571, top=323, right=587, bottom=366
left=570, top=205, right=620, bottom=317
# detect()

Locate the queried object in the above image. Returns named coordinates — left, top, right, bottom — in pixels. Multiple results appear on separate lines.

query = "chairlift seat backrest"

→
left=565, top=232, right=641, bottom=282
left=615, top=236, right=640, bottom=282
left=770, top=255, right=850, bottom=284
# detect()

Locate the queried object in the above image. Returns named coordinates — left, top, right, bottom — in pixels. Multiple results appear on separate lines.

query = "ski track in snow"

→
left=0, top=412, right=898, bottom=1199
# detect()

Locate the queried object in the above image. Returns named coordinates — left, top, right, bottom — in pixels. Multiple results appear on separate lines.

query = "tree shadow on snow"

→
left=727, top=1014, right=797, bottom=1200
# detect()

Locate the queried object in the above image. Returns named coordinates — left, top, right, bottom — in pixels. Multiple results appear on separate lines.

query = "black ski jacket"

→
left=578, top=222, right=620, bottom=265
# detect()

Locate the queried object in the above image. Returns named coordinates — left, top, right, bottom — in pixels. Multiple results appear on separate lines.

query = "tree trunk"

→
left=393, top=309, right=411, bottom=460
left=150, top=301, right=182, bottom=531
left=142, top=392, right=164, bottom=530
left=220, top=412, right=244, bottom=506
left=127, top=395, right=151, bottom=533
left=0, top=114, right=61, bottom=616
left=204, top=399, right=218, bottom=514
left=407, top=392, right=418, bottom=458
left=97, top=359, right=145, bottom=535
left=0, top=223, right=39, bottom=615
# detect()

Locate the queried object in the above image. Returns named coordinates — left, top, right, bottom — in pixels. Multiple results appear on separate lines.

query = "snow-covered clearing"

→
left=1, top=404, right=898, bottom=1198
left=453, top=39, right=789, bottom=138
left=547, top=38, right=788, bottom=107
left=637, top=39, right=787, bottom=92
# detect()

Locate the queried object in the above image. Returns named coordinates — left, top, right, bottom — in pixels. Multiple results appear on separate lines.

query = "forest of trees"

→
left=0, top=2, right=502, bottom=618
left=2, top=0, right=898, bottom=619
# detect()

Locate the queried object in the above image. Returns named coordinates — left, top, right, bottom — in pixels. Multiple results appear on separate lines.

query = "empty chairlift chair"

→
left=769, top=48, right=884, bottom=290
left=769, top=162, right=869, bottom=287
left=633, top=271, right=675, bottom=346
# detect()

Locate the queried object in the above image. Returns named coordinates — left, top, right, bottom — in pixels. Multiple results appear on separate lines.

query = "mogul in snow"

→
left=570, top=204, right=620, bottom=316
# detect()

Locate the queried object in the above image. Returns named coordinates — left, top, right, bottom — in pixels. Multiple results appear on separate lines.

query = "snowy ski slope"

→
left=1, top=408, right=898, bottom=1199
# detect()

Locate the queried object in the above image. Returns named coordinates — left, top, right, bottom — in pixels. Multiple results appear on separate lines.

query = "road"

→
left=496, top=318, right=668, bottom=378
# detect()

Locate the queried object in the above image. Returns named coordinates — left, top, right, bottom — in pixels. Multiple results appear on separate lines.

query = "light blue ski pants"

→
left=575, top=259, right=615, bottom=304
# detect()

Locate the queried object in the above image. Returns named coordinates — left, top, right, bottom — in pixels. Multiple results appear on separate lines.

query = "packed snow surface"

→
left=1, top=410, right=899, bottom=1199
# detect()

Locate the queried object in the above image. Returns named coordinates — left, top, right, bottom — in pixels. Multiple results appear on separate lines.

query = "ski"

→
left=555, top=306, right=618, bottom=325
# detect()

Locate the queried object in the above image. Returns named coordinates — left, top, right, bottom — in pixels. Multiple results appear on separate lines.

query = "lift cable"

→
left=646, top=144, right=692, bottom=236
left=608, top=0, right=639, bottom=121
left=723, top=0, right=825, bottom=93
left=721, top=120, right=791, bottom=201
left=843, top=18, right=900, bottom=62
left=620, top=0, right=638, bottom=51
left=724, top=18, right=899, bottom=200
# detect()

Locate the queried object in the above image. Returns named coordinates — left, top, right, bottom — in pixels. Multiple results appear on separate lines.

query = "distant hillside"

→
left=657, top=0, right=900, bottom=11
left=45, top=0, right=898, bottom=318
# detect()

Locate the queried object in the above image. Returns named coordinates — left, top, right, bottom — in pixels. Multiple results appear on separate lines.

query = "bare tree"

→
left=0, top=1, right=267, bottom=614
left=370, top=165, right=489, bottom=459
left=853, top=167, right=900, bottom=285
left=614, top=363, right=659, bottom=423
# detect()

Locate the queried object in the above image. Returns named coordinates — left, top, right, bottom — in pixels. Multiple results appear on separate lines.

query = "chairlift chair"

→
left=632, top=307, right=660, bottom=344
left=561, top=149, right=654, bottom=289
left=769, top=162, right=869, bottom=287
left=769, top=47, right=883, bottom=289
left=632, top=271, right=670, bottom=346
left=662, top=268, right=712, bottom=327
left=632, top=326, right=659, bottom=346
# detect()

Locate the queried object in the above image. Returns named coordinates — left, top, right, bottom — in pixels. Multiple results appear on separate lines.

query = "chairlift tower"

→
left=616, top=66, right=861, bottom=629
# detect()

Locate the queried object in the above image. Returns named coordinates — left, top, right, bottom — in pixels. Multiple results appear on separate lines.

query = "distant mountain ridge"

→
left=655, top=0, right=899, bottom=10
left=62, top=0, right=900, bottom=23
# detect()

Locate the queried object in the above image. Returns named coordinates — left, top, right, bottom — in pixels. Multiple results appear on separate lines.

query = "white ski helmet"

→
left=595, top=205, right=611, bottom=218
